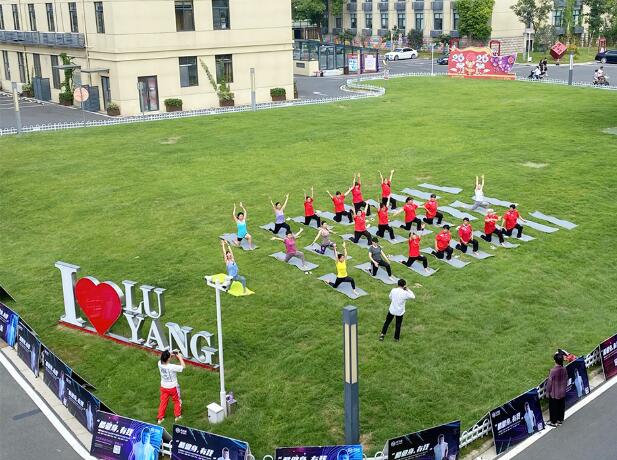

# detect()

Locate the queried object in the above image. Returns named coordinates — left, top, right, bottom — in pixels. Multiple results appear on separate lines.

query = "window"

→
left=69, top=2, right=78, bottom=32
left=94, top=2, right=105, bottom=33
left=433, top=12, right=442, bottom=30
left=2, top=51, right=10, bottom=81
left=46, top=3, right=55, bottom=31
left=573, top=8, right=581, bottom=26
left=415, top=12, right=424, bottom=31
left=179, top=56, right=198, bottom=87
left=51, top=55, right=60, bottom=89
left=215, top=54, right=233, bottom=83
left=350, top=13, right=357, bottom=29
left=175, top=1, right=194, bottom=31
left=335, top=17, right=342, bottom=29
left=553, top=9, right=562, bottom=27
left=452, top=11, right=459, bottom=30
left=17, top=51, right=26, bottom=82
left=138, top=76, right=159, bottom=112
left=380, top=12, right=388, bottom=29
left=0, top=5, right=4, bottom=30
left=12, top=4, right=20, bottom=30
left=397, top=13, right=405, bottom=30
left=33, top=53, right=41, bottom=77
left=28, top=3, right=36, bottom=30
left=365, top=13, right=372, bottom=29
left=212, top=0, right=230, bottom=30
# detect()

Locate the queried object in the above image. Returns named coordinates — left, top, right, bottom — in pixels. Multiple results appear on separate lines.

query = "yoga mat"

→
left=389, top=254, right=438, bottom=277
left=316, top=211, right=353, bottom=226
left=450, top=200, right=490, bottom=215
left=530, top=211, right=577, bottom=230
left=366, top=199, right=397, bottom=212
left=421, top=217, right=456, bottom=228
left=390, top=193, right=408, bottom=202
left=291, top=216, right=320, bottom=228
left=210, top=273, right=254, bottom=296
left=319, top=273, right=368, bottom=299
left=518, top=218, right=559, bottom=234
left=447, top=241, right=494, bottom=260
left=439, top=206, right=478, bottom=221
left=220, top=234, right=257, bottom=251
left=496, top=226, right=536, bottom=242
left=260, top=223, right=288, bottom=237
left=472, top=231, right=519, bottom=248
left=418, top=183, right=463, bottom=194
left=305, top=243, right=353, bottom=261
left=269, top=252, right=319, bottom=272
left=367, top=226, right=407, bottom=244
left=341, top=233, right=371, bottom=249
left=484, top=196, right=517, bottom=207
left=354, top=262, right=399, bottom=285
left=392, top=221, right=433, bottom=236
left=421, top=247, right=470, bottom=268
left=401, top=188, right=439, bottom=201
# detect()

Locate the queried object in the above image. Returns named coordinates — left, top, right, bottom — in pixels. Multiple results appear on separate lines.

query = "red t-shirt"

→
left=458, top=224, right=473, bottom=244
left=424, top=200, right=438, bottom=218
left=381, top=180, right=391, bottom=198
left=351, top=185, right=363, bottom=203
left=332, top=195, right=345, bottom=213
left=408, top=237, right=420, bottom=257
left=304, top=198, right=315, bottom=217
left=378, top=208, right=389, bottom=225
left=435, top=231, right=451, bottom=251
left=354, top=212, right=367, bottom=231
left=403, top=202, right=418, bottom=222
left=484, top=213, right=499, bottom=233
left=504, top=210, right=519, bottom=230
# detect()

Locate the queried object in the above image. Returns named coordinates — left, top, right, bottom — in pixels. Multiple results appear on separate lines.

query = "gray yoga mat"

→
left=450, top=200, right=491, bottom=215
left=517, top=218, right=559, bottom=234
left=354, top=262, right=399, bottom=285
left=305, top=243, right=352, bottom=260
left=269, top=252, right=319, bottom=271
left=392, top=221, right=433, bottom=236
left=367, top=226, right=407, bottom=244
left=389, top=254, right=438, bottom=277
left=341, top=233, right=371, bottom=248
left=418, top=183, right=463, bottom=194
left=421, top=247, right=470, bottom=268
left=439, top=206, right=478, bottom=221
left=401, top=188, right=439, bottom=201
left=472, top=231, right=519, bottom=248
left=260, top=222, right=288, bottom=237
left=448, top=240, right=494, bottom=260
left=530, top=211, right=577, bottom=230
left=484, top=196, right=517, bottom=207
left=496, top=226, right=536, bottom=242
left=319, top=273, right=368, bottom=299
left=291, top=216, right=320, bottom=228
left=220, top=233, right=257, bottom=251
left=316, top=211, right=354, bottom=226
left=390, top=193, right=408, bottom=202
left=421, top=217, right=456, bottom=228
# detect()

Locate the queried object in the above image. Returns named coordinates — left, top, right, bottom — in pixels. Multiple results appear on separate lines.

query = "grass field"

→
left=1, top=77, right=617, bottom=457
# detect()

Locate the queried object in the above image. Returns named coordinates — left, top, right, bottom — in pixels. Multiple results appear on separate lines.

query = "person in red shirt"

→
left=423, top=194, right=444, bottom=225
left=404, top=226, right=430, bottom=272
left=327, top=189, right=353, bottom=223
left=303, top=186, right=321, bottom=227
left=481, top=209, right=505, bottom=244
left=350, top=204, right=373, bottom=245
left=379, top=169, right=397, bottom=209
left=455, top=217, right=479, bottom=254
left=431, top=225, right=453, bottom=260
left=376, top=203, right=395, bottom=240
left=350, top=173, right=371, bottom=215
left=502, top=204, right=526, bottom=238
left=395, top=197, right=422, bottom=231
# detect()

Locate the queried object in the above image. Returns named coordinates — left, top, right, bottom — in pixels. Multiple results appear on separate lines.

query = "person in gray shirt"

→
left=368, top=238, right=395, bottom=281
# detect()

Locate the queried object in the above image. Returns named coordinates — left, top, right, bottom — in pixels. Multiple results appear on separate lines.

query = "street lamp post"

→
left=11, top=82, right=22, bottom=134
left=343, top=305, right=359, bottom=444
left=568, top=51, right=574, bottom=86
left=431, top=44, right=435, bottom=76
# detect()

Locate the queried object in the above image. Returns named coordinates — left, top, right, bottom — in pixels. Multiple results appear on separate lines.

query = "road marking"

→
left=0, top=351, right=95, bottom=459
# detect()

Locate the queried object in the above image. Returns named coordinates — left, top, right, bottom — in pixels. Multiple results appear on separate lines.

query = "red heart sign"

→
left=75, top=276, right=124, bottom=335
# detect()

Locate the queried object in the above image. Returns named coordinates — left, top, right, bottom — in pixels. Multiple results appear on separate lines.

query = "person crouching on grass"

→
left=157, top=350, right=185, bottom=424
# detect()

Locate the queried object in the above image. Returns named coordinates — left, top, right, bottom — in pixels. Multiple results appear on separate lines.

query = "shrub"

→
left=164, top=98, right=183, bottom=108
left=107, top=101, right=119, bottom=110
left=270, top=88, right=286, bottom=97
left=59, top=91, right=73, bottom=105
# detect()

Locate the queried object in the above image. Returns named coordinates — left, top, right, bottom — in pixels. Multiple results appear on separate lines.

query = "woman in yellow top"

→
left=323, top=241, right=358, bottom=296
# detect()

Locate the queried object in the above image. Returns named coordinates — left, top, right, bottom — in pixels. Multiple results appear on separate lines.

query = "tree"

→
left=292, top=0, right=327, bottom=40
left=562, top=0, right=576, bottom=42
left=407, top=29, right=424, bottom=49
left=511, top=0, right=553, bottom=33
left=331, top=0, right=343, bottom=16
left=457, top=0, right=495, bottom=43
left=584, top=0, right=609, bottom=42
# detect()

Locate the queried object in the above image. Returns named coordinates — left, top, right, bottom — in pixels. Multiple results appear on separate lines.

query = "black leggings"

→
left=304, top=215, right=321, bottom=227
left=353, top=201, right=371, bottom=215
left=432, top=247, right=453, bottom=260
left=405, top=255, right=428, bottom=268
left=351, top=230, right=372, bottom=244
left=381, top=196, right=397, bottom=209
left=377, top=224, right=395, bottom=240
left=273, top=222, right=291, bottom=235
left=381, top=312, right=403, bottom=340
left=481, top=229, right=504, bottom=244
left=549, top=397, right=566, bottom=424
left=504, top=224, right=524, bottom=238
left=318, top=242, right=335, bottom=254
left=423, top=212, right=443, bottom=225
left=456, top=239, right=479, bottom=253
left=400, top=218, right=422, bottom=231
left=334, top=210, right=353, bottom=223
left=371, top=260, right=392, bottom=276
left=330, top=276, right=355, bottom=289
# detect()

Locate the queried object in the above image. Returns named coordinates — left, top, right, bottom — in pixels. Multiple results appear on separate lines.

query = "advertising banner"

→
left=565, top=357, right=590, bottom=409
left=16, top=319, right=41, bottom=377
left=275, top=445, right=363, bottom=460
left=171, top=424, right=249, bottom=460
left=41, top=347, right=72, bottom=403
left=90, top=411, right=164, bottom=460
left=600, top=333, right=617, bottom=380
left=348, top=54, right=359, bottom=73
left=364, top=54, right=377, bottom=72
left=386, top=420, right=461, bottom=460
left=490, top=389, right=544, bottom=455
left=0, top=302, right=19, bottom=347
left=447, top=47, right=517, bottom=80
left=64, top=373, right=100, bottom=433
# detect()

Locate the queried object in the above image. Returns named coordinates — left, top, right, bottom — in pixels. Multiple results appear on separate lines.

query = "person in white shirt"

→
left=433, top=434, right=449, bottom=460
left=470, top=174, right=487, bottom=210
left=157, top=350, right=185, bottom=424
left=379, top=279, right=415, bottom=342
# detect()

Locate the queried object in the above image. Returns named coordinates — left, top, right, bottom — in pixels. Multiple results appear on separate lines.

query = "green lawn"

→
left=1, top=78, right=617, bottom=457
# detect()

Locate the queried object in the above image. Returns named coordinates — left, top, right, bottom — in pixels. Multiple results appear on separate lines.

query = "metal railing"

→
left=0, top=30, right=85, bottom=48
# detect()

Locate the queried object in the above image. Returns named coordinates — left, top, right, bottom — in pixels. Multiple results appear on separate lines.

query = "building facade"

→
left=0, top=0, right=294, bottom=115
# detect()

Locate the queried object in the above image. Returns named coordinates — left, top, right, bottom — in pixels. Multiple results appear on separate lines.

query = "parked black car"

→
left=595, top=49, right=617, bottom=64
left=436, top=53, right=449, bottom=65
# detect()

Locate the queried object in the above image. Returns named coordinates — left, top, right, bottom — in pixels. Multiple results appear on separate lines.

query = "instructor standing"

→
left=157, top=350, right=185, bottom=424
left=379, top=279, right=415, bottom=342
left=546, top=351, right=568, bottom=427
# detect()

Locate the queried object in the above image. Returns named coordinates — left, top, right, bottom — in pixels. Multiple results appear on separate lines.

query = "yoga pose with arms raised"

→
left=232, top=202, right=253, bottom=249
left=379, top=169, right=396, bottom=209
left=324, top=242, right=358, bottom=295
left=221, top=240, right=247, bottom=294
left=270, top=194, right=291, bottom=235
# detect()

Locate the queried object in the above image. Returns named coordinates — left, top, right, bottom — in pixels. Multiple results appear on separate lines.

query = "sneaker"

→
left=394, top=338, right=400, bottom=342
left=556, top=421, right=563, bottom=426
left=546, top=421, right=557, bottom=427
left=157, top=418, right=164, bottom=425
left=378, top=334, right=384, bottom=341
left=175, top=416, right=182, bottom=422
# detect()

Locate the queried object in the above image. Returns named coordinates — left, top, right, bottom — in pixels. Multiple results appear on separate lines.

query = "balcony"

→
left=574, top=25, right=584, bottom=34
left=430, top=29, right=442, bottom=37
left=362, top=28, right=372, bottom=35
left=378, top=28, right=389, bottom=35
left=347, top=2, right=358, bottom=11
left=554, top=26, right=565, bottom=35
left=450, top=30, right=459, bottom=38
left=349, top=28, right=357, bottom=35
left=332, top=27, right=343, bottom=35
left=362, top=2, right=373, bottom=11
left=378, top=2, right=389, bottom=11
left=396, top=1, right=406, bottom=10
left=0, top=30, right=85, bottom=48
left=412, top=1, right=424, bottom=10
left=432, top=1, right=443, bottom=10
left=554, top=0, right=565, bottom=7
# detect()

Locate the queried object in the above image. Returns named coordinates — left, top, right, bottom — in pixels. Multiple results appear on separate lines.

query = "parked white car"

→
left=384, top=47, right=418, bottom=61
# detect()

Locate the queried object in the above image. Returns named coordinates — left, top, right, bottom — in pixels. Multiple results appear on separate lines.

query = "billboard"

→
left=386, top=420, right=461, bottom=460
left=447, top=47, right=517, bottom=80
left=171, top=424, right=249, bottom=460
left=275, top=445, right=363, bottom=460
left=564, top=357, right=590, bottom=409
left=16, top=320, right=41, bottom=377
left=0, top=302, right=19, bottom=347
left=41, top=347, right=72, bottom=403
left=64, top=373, right=100, bottom=433
left=600, top=333, right=617, bottom=380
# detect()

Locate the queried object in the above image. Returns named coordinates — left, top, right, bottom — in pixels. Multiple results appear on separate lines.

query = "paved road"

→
left=0, top=359, right=83, bottom=460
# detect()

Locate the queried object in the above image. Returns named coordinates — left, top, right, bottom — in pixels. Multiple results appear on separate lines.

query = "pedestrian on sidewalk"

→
left=546, top=351, right=568, bottom=427
left=379, top=279, right=415, bottom=342
left=157, top=350, right=185, bottom=424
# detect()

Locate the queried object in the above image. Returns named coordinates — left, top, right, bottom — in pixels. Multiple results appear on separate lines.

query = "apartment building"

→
left=0, top=0, right=294, bottom=115
left=326, top=0, right=587, bottom=54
